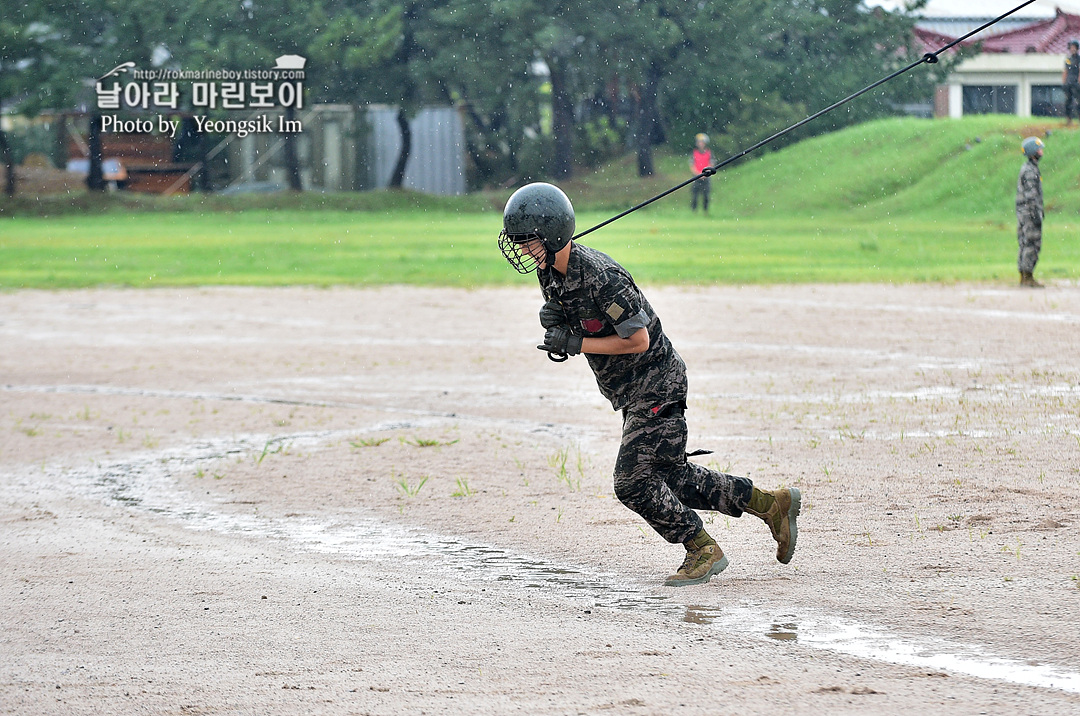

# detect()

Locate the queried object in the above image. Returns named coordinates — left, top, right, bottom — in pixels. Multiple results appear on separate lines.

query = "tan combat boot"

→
left=1020, top=271, right=1044, bottom=288
left=745, top=487, right=801, bottom=564
left=664, top=530, right=729, bottom=587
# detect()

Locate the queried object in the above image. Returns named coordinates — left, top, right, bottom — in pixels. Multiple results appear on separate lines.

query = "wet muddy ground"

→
left=2, top=283, right=1079, bottom=715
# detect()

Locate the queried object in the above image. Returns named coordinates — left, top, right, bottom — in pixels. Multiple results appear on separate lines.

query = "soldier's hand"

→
left=537, top=325, right=582, bottom=356
left=539, top=299, right=567, bottom=329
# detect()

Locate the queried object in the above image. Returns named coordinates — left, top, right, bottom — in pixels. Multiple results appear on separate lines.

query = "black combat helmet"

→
left=498, top=182, right=576, bottom=274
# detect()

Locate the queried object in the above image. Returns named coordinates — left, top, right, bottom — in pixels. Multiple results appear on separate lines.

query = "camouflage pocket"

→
left=618, top=409, right=688, bottom=473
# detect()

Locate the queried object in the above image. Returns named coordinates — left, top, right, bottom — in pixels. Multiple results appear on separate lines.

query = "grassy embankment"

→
left=1, top=115, right=1077, bottom=288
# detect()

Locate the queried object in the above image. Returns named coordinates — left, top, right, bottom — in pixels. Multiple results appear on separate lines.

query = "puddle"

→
left=683, top=605, right=724, bottom=625
left=766, top=623, right=799, bottom=641
left=5, top=431, right=1080, bottom=695
left=794, top=620, right=1080, bottom=693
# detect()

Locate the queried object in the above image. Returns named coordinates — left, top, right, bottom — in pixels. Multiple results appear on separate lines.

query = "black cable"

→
left=571, top=0, right=1038, bottom=241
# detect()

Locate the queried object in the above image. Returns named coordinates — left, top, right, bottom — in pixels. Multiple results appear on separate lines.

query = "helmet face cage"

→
left=499, top=182, right=575, bottom=274
left=498, top=230, right=545, bottom=274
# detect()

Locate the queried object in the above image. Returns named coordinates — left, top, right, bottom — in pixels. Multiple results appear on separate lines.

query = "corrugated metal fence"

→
left=365, top=105, right=466, bottom=195
left=222, top=104, right=466, bottom=195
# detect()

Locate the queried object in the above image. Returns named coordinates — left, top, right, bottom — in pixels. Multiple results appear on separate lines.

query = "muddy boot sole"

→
left=778, top=487, right=801, bottom=564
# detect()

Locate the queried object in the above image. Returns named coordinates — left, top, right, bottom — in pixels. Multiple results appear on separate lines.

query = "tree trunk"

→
left=0, top=79, right=13, bottom=195
left=635, top=62, right=663, bottom=178
left=549, top=59, right=573, bottom=180
left=196, top=121, right=211, bottom=191
left=0, top=127, right=15, bottom=197
left=283, top=106, right=303, bottom=191
left=55, top=113, right=67, bottom=171
left=389, top=108, right=411, bottom=189
left=459, top=101, right=502, bottom=183
left=87, top=112, right=105, bottom=192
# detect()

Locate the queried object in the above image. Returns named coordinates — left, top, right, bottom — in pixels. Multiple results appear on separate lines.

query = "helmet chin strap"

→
left=538, top=262, right=555, bottom=282
left=542, top=235, right=572, bottom=274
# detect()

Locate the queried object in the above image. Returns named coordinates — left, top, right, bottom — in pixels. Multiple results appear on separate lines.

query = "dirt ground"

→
left=2, top=282, right=1079, bottom=715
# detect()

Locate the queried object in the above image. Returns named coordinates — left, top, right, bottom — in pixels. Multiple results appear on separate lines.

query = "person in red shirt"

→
left=689, top=133, right=713, bottom=213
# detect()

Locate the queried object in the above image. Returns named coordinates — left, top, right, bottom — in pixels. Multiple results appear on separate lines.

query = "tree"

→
left=531, top=7, right=589, bottom=179
left=169, top=0, right=321, bottom=191
left=0, top=1, right=82, bottom=195
left=307, top=1, right=434, bottom=189
left=418, top=0, right=549, bottom=184
left=0, top=15, right=38, bottom=195
left=5, top=0, right=937, bottom=198
left=606, top=1, right=686, bottom=177
left=12, top=0, right=184, bottom=192
left=655, top=0, right=929, bottom=168
left=765, top=0, right=932, bottom=135
left=306, top=0, right=404, bottom=186
left=527, top=1, right=620, bottom=180
left=420, top=0, right=612, bottom=184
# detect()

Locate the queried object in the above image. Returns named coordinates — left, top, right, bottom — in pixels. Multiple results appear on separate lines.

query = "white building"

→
left=917, top=8, right=1080, bottom=118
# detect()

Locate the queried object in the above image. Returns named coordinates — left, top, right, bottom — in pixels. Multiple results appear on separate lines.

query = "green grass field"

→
left=2, top=115, right=1078, bottom=288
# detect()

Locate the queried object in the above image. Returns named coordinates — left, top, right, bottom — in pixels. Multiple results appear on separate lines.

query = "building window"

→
left=962, top=85, right=1016, bottom=114
left=1031, top=85, right=1065, bottom=117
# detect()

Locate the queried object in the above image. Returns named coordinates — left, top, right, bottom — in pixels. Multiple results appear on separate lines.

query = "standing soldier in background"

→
left=689, top=133, right=713, bottom=213
left=1063, top=40, right=1080, bottom=126
left=1016, top=136, right=1045, bottom=288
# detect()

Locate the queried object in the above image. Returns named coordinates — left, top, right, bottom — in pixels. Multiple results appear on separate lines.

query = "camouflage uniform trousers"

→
left=1066, top=84, right=1080, bottom=121
left=613, top=403, right=753, bottom=545
left=1017, top=213, right=1042, bottom=274
left=690, top=177, right=711, bottom=212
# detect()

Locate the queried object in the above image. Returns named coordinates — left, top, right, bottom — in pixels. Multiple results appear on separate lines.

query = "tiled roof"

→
left=916, top=8, right=1080, bottom=54
left=916, top=16, right=1044, bottom=38
left=980, top=9, right=1080, bottom=52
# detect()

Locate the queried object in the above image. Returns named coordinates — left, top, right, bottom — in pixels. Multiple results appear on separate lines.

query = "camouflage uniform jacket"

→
left=1016, top=158, right=1043, bottom=223
left=538, top=243, right=687, bottom=411
left=1066, top=52, right=1080, bottom=85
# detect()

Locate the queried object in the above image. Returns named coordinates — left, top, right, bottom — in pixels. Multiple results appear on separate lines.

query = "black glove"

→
left=537, top=325, right=582, bottom=356
left=539, top=299, right=566, bottom=329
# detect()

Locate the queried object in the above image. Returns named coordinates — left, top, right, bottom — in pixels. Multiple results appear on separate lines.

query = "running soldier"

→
left=1016, top=136, right=1045, bottom=288
left=498, top=182, right=800, bottom=586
